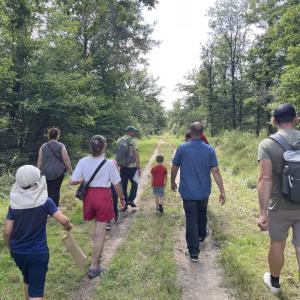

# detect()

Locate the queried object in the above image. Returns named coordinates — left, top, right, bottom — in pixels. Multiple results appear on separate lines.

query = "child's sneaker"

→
left=263, top=272, right=281, bottom=295
left=155, top=206, right=160, bottom=213
left=159, top=204, right=164, bottom=213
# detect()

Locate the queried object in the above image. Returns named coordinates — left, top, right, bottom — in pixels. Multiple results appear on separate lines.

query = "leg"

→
left=111, top=186, right=119, bottom=221
left=183, top=200, right=199, bottom=257
left=295, top=247, right=300, bottom=277
left=197, top=200, right=208, bottom=239
left=268, top=240, right=286, bottom=277
left=155, top=195, right=159, bottom=206
left=46, top=174, right=64, bottom=207
left=120, top=168, right=129, bottom=203
left=27, top=253, right=49, bottom=300
left=90, top=222, right=107, bottom=270
left=24, top=283, right=29, bottom=300
left=128, top=168, right=138, bottom=203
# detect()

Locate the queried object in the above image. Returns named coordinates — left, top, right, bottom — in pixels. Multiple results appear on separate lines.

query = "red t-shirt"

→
left=151, top=164, right=167, bottom=187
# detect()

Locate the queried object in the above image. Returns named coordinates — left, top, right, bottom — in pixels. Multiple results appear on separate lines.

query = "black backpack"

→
left=269, top=134, right=300, bottom=203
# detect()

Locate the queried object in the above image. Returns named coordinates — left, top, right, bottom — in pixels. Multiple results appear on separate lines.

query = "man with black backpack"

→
left=116, top=126, right=141, bottom=208
left=258, top=104, right=300, bottom=295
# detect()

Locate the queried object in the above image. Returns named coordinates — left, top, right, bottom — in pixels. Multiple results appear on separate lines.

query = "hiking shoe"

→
left=263, top=272, right=281, bottom=295
left=199, top=227, right=210, bottom=242
left=185, top=249, right=198, bottom=262
left=130, top=202, right=137, bottom=208
left=156, top=206, right=160, bottom=213
left=159, top=204, right=164, bottom=213
left=88, top=265, right=105, bottom=279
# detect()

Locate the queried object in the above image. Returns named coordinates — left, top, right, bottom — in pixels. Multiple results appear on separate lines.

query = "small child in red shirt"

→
left=151, top=155, right=168, bottom=213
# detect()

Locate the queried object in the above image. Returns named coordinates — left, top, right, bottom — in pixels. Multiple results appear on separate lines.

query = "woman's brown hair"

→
left=90, top=135, right=106, bottom=157
left=48, top=128, right=60, bottom=140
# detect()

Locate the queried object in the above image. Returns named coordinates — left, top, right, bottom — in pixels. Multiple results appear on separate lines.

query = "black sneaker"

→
left=199, top=227, right=210, bottom=242
left=159, top=204, right=164, bottom=213
left=106, top=222, right=112, bottom=231
left=130, top=202, right=137, bottom=208
left=185, top=249, right=198, bottom=262
left=156, top=206, right=160, bottom=213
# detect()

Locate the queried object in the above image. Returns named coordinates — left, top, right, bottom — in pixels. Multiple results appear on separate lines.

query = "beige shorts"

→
left=268, top=209, right=300, bottom=247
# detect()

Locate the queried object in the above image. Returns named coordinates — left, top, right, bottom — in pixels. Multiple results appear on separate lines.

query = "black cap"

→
left=273, top=104, right=296, bottom=122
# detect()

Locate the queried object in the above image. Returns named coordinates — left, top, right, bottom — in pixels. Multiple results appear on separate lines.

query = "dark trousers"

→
left=111, top=186, right=119, bottom=221
left=46, top=174, right=64, bottom=207
left=120, top=167, right=138, bottom=204
left=183, top=199, right=208, bottom=257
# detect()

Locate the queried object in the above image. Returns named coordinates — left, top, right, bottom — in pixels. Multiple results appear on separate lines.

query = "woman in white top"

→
left=70, top=135, right=125, bottom=278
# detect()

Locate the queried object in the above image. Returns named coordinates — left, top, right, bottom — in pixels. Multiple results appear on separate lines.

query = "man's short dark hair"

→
left=190, top=122, right=204, bottom=137
left=48, top=128, right=60, bottom=140
left=156, top=155, right=164, bottom=163
left=273, top=104, right=296, bottom=124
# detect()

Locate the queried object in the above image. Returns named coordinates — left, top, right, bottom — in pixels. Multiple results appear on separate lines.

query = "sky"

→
left=143, top=0, right=216, bottom=109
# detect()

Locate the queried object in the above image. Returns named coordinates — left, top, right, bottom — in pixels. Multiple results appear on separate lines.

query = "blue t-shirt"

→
left=172, top=139, right=218, bottom=200
left=6, top=198, right=58, bottom=254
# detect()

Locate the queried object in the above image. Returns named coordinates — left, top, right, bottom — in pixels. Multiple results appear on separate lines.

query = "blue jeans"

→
left=183, top=199, right=208, bottom=257
left=11, top=252, right=49, bottom=298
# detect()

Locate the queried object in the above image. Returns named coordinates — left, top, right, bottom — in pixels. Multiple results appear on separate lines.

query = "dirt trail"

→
left=167, top=143, right=234, bottom=300
left=175, top=227, right=234, bottom=300
left=70, top=144, right=160, bottom=300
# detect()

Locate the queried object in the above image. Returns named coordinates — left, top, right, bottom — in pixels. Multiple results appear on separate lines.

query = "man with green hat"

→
left=116, top=126, right=141, bottom=208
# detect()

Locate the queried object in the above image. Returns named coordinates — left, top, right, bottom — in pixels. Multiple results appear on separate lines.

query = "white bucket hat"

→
left=10, top=165, right=48, bottom=209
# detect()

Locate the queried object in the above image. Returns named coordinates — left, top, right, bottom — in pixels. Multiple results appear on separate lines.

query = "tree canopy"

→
left=0, top=0, right=166, bottom=169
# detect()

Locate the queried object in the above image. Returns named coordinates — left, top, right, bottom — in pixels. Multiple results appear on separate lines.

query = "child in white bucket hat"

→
left=3, top=165, right=72, bottom=299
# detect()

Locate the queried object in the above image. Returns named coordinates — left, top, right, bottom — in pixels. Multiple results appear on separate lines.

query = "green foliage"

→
left=0, top=0, right=166, bottom=168
left=169, top=0, right=300, bottom=137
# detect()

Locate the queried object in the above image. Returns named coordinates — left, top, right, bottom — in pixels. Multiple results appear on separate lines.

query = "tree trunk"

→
left=256, top=103, right=260, bottom=137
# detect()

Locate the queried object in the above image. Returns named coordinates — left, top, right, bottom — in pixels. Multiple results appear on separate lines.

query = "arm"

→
left=3, top=220, right=14, bottom=250
left=257, top=159, right=272, bottom=231
left=37, top=147, right=43, bottom=169
left=135, top=150, right=141, bottom=174
left=211, top=166, right=226, bottom=205
left=171, top=165, right=179, bottom=191
left=113, top=182, right=126, bottom=210
left=61, top=146, right=73, bottom=175
left=53, top=211, right=72, bottom=231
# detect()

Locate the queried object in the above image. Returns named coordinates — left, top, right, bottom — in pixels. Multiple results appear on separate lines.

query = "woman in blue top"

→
left=3, top=165, right=72, bottom=300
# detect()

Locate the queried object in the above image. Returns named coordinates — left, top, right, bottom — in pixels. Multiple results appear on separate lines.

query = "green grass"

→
left=94, top=142, right=183, bottom=300
left=208, top=131, right=300, bottom=299
left=0, top=137, right=160, bottom=299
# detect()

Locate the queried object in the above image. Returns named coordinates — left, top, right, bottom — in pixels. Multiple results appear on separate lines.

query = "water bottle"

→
left=282, top=165, right=290, bottom=195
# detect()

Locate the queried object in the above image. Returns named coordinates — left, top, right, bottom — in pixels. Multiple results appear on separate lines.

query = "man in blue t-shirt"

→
left=171, top=122, right=226, bottom=262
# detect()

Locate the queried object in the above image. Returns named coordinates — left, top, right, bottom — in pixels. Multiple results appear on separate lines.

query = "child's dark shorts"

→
left=153, top=187, right=165, bottom=197
left=11, top=252, right=49, bottom=298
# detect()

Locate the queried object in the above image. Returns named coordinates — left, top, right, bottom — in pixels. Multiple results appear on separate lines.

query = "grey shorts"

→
left=268, top=209, right=300, bottom=247
left=153, top=187, right=165, bottom=197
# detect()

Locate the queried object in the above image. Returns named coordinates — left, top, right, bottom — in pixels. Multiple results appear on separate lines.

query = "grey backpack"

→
left=115, top=137, right=135, bottom=167
left=269, top=134, right=300, bottom=203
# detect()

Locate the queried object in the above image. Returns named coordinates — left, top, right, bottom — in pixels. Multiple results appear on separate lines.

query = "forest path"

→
left=166, top=142, right=234, bottom=300
left=70, top=142, right=161, bottom=300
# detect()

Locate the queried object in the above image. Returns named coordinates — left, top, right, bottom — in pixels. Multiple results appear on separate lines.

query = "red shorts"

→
left=83, top=187, right=115, bottom=222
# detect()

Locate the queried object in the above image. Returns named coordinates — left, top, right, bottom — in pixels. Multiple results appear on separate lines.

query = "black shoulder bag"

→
left=75, top=159, right=107, bottom=200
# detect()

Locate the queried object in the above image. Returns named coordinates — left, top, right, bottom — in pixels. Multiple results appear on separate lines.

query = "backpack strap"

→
left=86, top=159, right=107, bottom=186
left=47, top=142, right=64, bottom=163
left=269, top=134, right=291, bottom=151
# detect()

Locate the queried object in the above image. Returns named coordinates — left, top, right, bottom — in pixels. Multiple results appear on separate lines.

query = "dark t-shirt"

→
left=151, top=165, right=167, bottom=187
left=6, top=198, right=58, bottom=254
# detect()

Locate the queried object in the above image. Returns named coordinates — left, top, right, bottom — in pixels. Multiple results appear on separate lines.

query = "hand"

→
left=171, top=182, right=177, bottom=192
left=121, top=197, right=127, bottom=211
left=258, top=214, right=268, bottom=231
left=64, top=223, right=73, bottom=231
left=219, top=191, right=226, bottom=206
